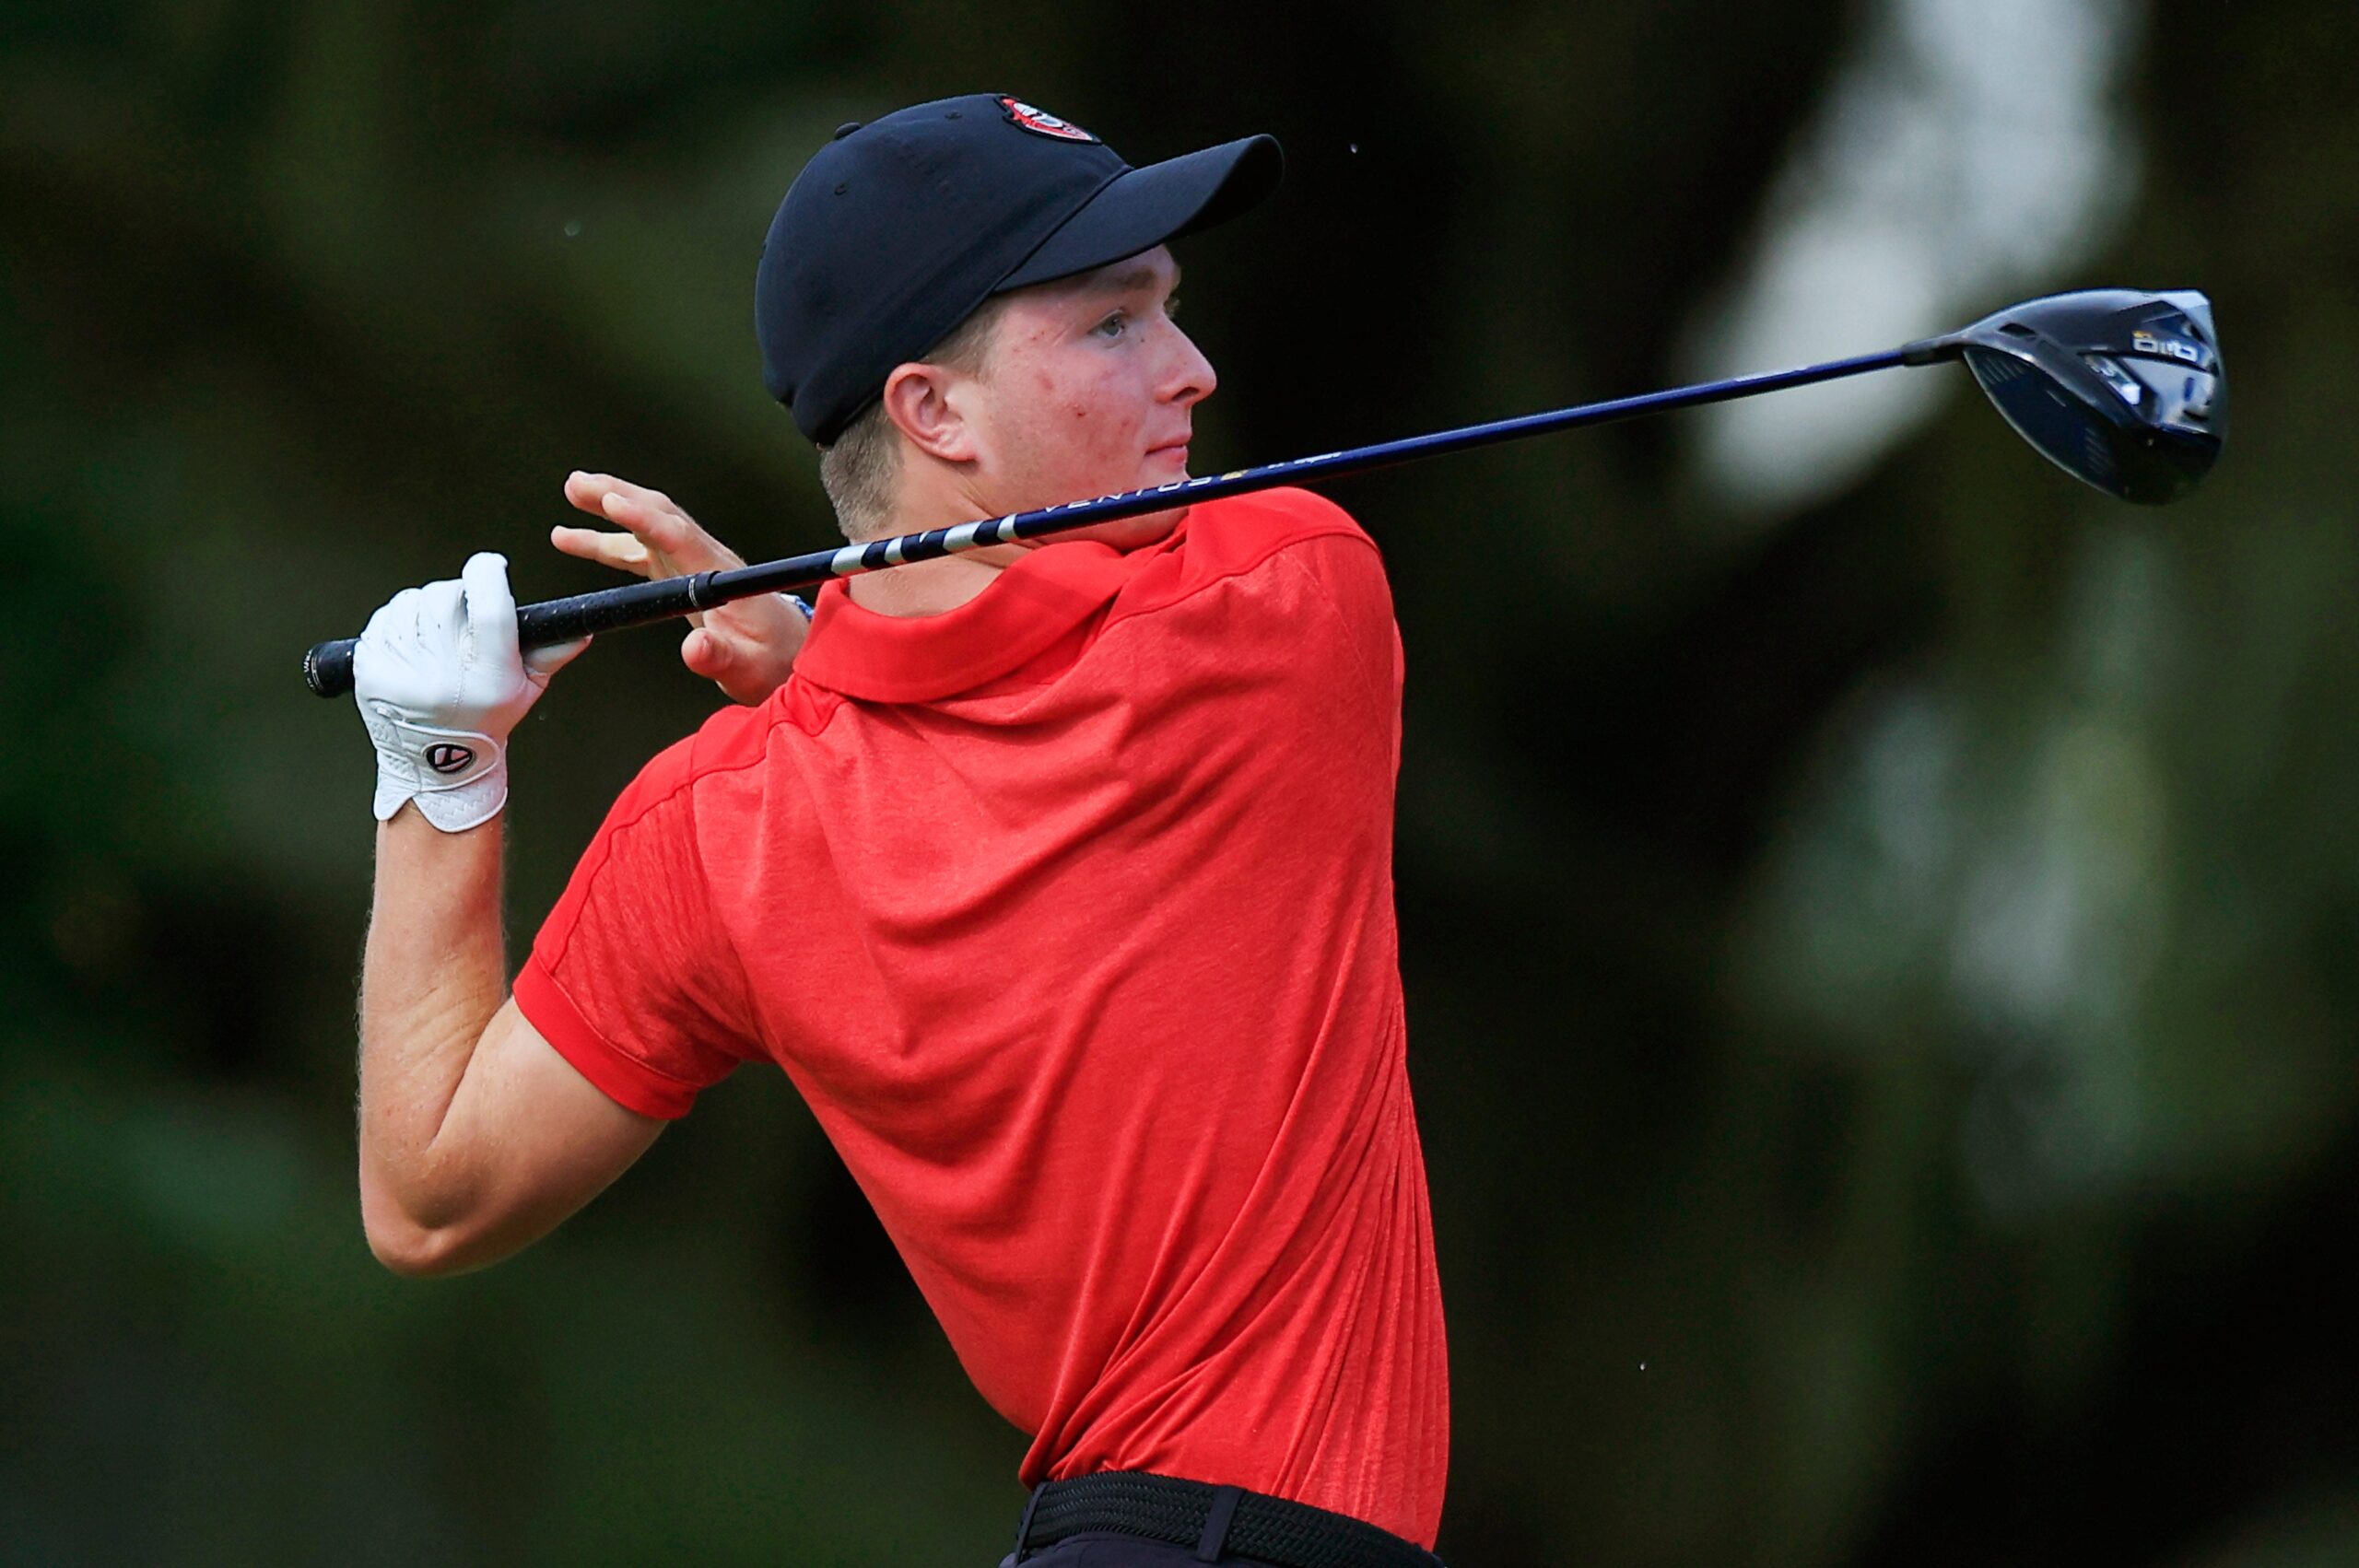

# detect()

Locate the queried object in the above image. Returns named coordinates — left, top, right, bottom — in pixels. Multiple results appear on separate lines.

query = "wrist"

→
left=361, top=704, right=511, bottom=833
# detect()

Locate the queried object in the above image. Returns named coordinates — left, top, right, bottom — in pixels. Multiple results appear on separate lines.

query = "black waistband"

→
left=1013, top=1470, right=1445, bottom=1568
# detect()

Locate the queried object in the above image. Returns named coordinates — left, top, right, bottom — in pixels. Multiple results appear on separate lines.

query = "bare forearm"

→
left=345, top=553, right=665, bottom=1279
left=358, top=807, right=509, bottom=1231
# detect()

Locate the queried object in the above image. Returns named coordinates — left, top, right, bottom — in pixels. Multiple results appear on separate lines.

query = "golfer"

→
left=350, top=94, right=1448, bottom=1568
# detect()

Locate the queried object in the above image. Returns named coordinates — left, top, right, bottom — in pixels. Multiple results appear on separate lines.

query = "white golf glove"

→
left=353, top=552, right=585, bottom=832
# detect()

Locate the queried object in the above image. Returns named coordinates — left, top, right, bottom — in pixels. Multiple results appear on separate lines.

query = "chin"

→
left=1076, top=508, right=1185, bottom=552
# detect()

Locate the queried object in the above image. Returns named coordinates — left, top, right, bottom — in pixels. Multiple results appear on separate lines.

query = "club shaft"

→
left=304, top=346, right=1911, bottom=696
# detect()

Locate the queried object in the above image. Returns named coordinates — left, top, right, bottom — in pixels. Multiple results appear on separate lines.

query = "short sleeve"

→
left=513, top=739, right=757, bottom=1118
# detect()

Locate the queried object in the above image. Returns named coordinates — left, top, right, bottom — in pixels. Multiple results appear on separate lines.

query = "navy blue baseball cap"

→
left=756, top=94, right=1283, bottom=445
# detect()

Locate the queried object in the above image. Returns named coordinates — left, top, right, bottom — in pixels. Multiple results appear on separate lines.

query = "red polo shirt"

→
left=512, top=486, right=1449, bottom=1547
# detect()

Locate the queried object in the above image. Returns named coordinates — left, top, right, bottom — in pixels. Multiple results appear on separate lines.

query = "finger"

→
left=566, top=471, right=750, bottom=570
left=564, top=470, right=623, bottom=521
left=563, top=469, right=662, bottom=511
left=569, top=471, right=681, bottom=517
left=549, top=523, right=654, bottom=574
left=360, top=584, right=422, bottom=645
left=413, top=577, right=470, bottom=701
left=566, top=470, right=682, bottom=531
left=460, top=551, right=520, bottom=667
left=523, top=635, right=591, bottom=677
left=420, top=576, right=468, bottom=643
left=597, top=487, right=697, bottom=556
left=597, top=487, right=744, bottom=573
left=354, top=585, right=424, bottom=689
left=564, top=472, right=683, bottom=537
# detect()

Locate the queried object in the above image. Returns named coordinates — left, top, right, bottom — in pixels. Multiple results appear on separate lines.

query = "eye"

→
left=1164, top=294, right=1182, bottom=321
left=1094, top=310, right=1128, bottom=339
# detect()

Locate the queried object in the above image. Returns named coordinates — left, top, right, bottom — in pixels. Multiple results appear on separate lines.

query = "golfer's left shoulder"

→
left=1181, top=486, right=1391, bottom=607
left=1160, top=489, right=1398, bottom=706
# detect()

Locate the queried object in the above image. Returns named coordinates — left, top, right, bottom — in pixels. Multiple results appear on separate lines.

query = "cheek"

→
left=1022, top=364, right=1146, bottom=468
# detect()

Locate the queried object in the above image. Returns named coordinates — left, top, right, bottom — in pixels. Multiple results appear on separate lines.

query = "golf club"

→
left=303, top=287, right=2224, bottom=698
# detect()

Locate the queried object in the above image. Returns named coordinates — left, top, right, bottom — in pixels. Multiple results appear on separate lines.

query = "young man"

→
left=349, top=95, right=1448, bottom=1568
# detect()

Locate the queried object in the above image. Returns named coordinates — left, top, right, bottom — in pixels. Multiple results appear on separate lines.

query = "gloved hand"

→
left=353, top=552, right=585, bottom=832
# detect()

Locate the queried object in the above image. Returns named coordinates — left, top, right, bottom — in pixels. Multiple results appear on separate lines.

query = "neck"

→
left=844, top=486, right=1028, bottom=618
left=845, top=544, right=1021, bottom=617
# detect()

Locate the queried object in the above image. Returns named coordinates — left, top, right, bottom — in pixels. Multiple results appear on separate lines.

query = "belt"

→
left=1011, top=1470, right=1447, bottom=1568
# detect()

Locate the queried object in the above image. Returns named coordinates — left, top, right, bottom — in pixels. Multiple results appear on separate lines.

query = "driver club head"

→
left=1916, top=288, right=2225, bottom=506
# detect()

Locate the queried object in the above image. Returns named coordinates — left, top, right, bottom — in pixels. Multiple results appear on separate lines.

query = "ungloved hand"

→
left=353, top=552, right=586, bottom=832
left=551, top=472, right=808, bottom=706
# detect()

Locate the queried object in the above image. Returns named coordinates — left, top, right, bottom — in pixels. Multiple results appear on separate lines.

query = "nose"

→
left=1161, top=322, right=1217, bottom=408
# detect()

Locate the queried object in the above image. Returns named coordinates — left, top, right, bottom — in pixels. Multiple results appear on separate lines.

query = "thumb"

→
left=680, top=626, right=737, bottom=684
left=683, top=626, right=776, bottom=705
left=460, top=552, right=519, bottom=667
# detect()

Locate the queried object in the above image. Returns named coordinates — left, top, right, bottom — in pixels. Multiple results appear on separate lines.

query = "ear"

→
left=880, top=361, right=983, bottom=464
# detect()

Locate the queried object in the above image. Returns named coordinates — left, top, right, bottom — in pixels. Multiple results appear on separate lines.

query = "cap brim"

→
left=997, top=134, right=1283, bottom=291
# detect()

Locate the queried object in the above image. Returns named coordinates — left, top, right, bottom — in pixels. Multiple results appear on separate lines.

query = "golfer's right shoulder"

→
left=525, top=696, right=789, bottom=1122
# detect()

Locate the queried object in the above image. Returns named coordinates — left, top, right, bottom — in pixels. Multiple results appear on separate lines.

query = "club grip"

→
left=303, top=572, right=715, bottom=698
left=304, top=638, right=360, bottom=697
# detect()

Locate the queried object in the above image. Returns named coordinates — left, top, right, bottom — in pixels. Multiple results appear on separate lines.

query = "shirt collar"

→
left=790, top=533, right=1156, bottom=703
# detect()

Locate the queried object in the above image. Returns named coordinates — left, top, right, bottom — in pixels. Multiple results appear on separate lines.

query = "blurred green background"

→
left=5, top=0, right=2356, bottom=1562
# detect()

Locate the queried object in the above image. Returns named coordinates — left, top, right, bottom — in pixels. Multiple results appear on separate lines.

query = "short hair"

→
left=816, top=294, right=1015, bottom=540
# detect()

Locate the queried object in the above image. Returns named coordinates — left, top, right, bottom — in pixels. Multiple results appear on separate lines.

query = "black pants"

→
left=998, top=1472, right=1443, bottom=1568
left=1001, top=1536, right=1285, bottom=1567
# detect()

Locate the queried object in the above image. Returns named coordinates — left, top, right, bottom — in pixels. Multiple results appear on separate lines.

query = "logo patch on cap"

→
left=999, top=97, right=1097, bottom=144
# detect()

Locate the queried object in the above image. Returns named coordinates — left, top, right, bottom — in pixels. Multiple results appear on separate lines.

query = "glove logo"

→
left=425, top=743, right=476, bottom=775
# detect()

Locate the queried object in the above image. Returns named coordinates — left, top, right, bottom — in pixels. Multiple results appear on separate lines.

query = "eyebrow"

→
left=1074, top=263, right=1180, bottom=298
